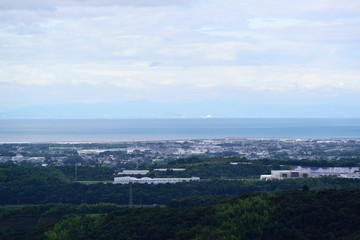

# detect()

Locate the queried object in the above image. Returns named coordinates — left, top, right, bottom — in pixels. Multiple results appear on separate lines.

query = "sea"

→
left=0, top=118, right=360, bottom=143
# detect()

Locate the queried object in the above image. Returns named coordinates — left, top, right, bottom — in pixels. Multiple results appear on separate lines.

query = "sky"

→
left=1, top=0, right=360, bottom=118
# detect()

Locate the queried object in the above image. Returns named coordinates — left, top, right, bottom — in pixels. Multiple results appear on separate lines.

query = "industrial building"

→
left=261, top=170, right=310, bottom=180
left=261, top=166, right=360, bottom=180
left=154, top=168, right=186, bottom=172
left=339, top=173, right=360, bottom=179
left=114, top=176, right=200, bottom=184
left=292, top=166, right=359, bottom=177
left=118, top=170, right=149, bottom=175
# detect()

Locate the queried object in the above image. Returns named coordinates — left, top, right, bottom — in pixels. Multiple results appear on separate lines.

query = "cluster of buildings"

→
left=115, top=167, right=200, bottom=184
left=117, top=168, right=186, bottom=175
left=61, top=138, right=360, bottom=167
left=154, top=168, right=185, bottom=172
left=10, top=154, right=46, bottom=163
left=261, top=170, right=310, bottom=180
left=114, top=176, right=200, bottom=184
left=118, top=170, right=150, bottom=175
left=261, top=166, right=360, bottom=180
left=2, top=139, right=360, bottom=166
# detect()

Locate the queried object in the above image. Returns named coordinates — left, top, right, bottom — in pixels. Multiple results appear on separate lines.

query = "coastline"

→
left=1, top=137, right=360, bottom=144
left=1, top=118, right=360, bottom=143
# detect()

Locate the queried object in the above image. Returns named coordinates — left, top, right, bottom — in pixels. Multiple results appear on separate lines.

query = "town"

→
left=1, top=138, right=360, bottom=168
left=0, top=138, right=360, bottom=167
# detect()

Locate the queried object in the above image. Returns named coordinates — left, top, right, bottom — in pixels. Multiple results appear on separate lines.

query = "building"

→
left=261, top=167, right=360, bottom=180
left=261, top=170, right=310, bottom=180
left=78, top=149, right=108, bottom=155
left=154, top=168, right=168, bottom=172
left=12, top=154, right=27, bottom=162
left=292, top=166, right=359, bottom=177
left=230, top=162, right=252, bottom=165
left=114, top=176, right=200, bottom=184
left=339, top=173, right=360, bottom=179
left=153, top=168, right=186, bottom=172
left=118, top=170, right=149, bottom=175
left=29, top=157, right=46, bottom=162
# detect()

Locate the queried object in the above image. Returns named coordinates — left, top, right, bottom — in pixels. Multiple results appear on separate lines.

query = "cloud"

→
left=1, top=0, right=360, bottom=117
left=236, top=0, right=360, bottom=17
left=0, top=0, right=195, bottom=10
left=78, top=69, right=141, bottom=78
left=3, top=62, right=359, bottom=101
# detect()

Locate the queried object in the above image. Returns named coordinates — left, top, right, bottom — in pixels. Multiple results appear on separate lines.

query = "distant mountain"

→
left=1, top=101, right=360, bottom=119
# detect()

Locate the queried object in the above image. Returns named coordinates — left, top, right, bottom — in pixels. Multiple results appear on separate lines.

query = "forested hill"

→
left=150, top=156, right=360, bottom=179
left=3, top=163, right=360, bottom=206
left=2, top=162, right=360, bottom=239
left=1, top=189, right=360, bottom=239
left=3, top=163, right=360, bottom=205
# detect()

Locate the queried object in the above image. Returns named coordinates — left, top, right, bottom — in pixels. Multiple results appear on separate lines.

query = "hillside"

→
left=2, top=189, right=360, bottom=239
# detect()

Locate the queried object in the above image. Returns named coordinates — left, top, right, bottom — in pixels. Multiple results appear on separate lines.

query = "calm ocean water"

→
left=0, top=118, right=360, bottom=143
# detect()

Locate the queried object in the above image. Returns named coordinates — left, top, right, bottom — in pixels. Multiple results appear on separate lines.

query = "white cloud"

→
left=78, top=69, right=141, bottom=78
left=0, top=0, right=195, bottom=10
left=1, top=0, right=360, bottom=117
left=1, top=61, right=360, bottom=97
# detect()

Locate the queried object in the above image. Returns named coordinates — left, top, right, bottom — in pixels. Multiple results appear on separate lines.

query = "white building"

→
left=78, top=148, right=127, bottom=155
left=114, top=176, right=200, bottom=184
left=154, top=168, right=168, bottom=172
left=126, top=147, right=150, bottom=153
left=78, top=149, right=108, bottom=155
left=12, top=154, right=26, bottom=162
left=292, top=166, right=359, bottom=177
left=172, top=168, right=186, bottom=171
left=230, top=162, right=252, bottom=165
left=261, top=170, right=310, bottom=180
left=29, top=157, right=46, bottom=162
left=339, top=173, right=360, bottom=179
left=118, top=170, right=149, bottom=175
left=153, top=168, right=186, bottom=172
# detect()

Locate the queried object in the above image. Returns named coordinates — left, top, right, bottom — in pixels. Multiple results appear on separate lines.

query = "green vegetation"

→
left=153, top=156, right=275, bottom=179
left=55, top=166, right=115, bottom=181
left=2, top=163, right=360, bottom=206
left=149, top=156, right=360, bottom=179
left=267, top=158, right=360, bottom=167
left=1, top=156, right=360, bottom=239
left=2, top=189, right=360, bottom=239
left=0, top=203, right=123, bottom=240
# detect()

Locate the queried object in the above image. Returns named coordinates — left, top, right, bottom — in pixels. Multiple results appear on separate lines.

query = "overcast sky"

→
left=1, top=0, right=360, bottom=118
